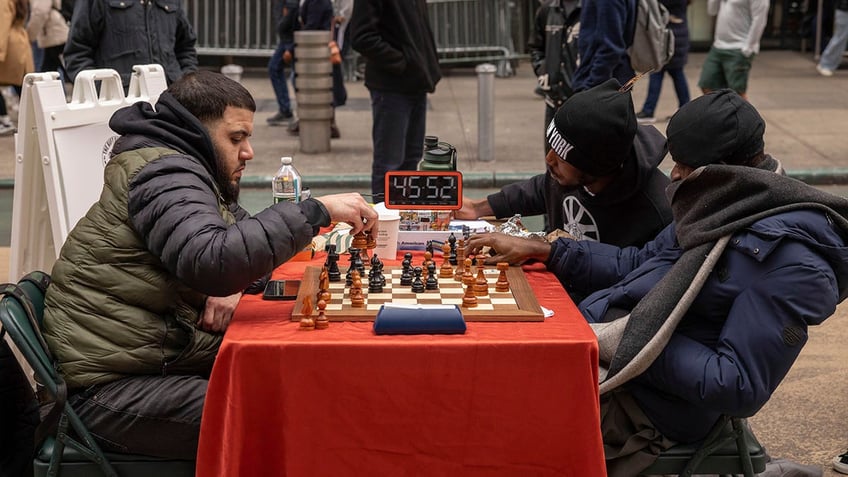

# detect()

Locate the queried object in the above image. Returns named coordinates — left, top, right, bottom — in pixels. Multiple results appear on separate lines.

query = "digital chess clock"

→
left=384, top=171, right=463, bottom=210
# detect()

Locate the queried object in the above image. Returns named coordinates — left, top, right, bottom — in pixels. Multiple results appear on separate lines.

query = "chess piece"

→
left=439, top=242, right=453, bottom=278
left=462, top=258, right=475, bottom=286
left=299, top=296, right=315, bottom=330
left=350, top=271, right=365, bottom=308
left=448, top=233, right=457, bottom=265
left=315, top=299, right=329, bottom=330
left=474, top=264, right=489, bottom=296
left=327, top=245, right=341, bottom=282
left=349, top=247, right=365, bottom=276
left=425, top=240, right=435, bottom=257
left=317, top=267, right=330, bottom=303
left=495, top=262, right=510, bottom=292
left=352, top=232, right=368, bottom=258
left=462, top=282, right=478, bottom=308
left=454, top=239, right=466, bottom=281
left=425, top=263, right=439, bottom=291
left=411, top=267, right=425, bottom=293
left=423, top=251, right=433, bottom=271
left=366, top=229, right=377, bottom=252
left=368, top=269, right=384, bottom=293
left=400, top=257, right=413, bottom=286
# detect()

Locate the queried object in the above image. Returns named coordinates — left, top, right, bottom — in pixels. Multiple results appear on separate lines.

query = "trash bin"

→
left=294, top=30, right=333, bottom=154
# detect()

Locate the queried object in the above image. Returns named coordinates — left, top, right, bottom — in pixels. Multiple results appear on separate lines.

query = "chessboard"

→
left=292, top=265, right=544, bottom=322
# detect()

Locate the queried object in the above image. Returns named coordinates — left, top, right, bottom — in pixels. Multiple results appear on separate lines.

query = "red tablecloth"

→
left=197, top=254, right=605, bottom=477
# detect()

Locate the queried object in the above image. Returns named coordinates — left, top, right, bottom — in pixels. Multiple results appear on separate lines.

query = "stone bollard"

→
left=476, top=63, right=497, bottom=162
left=294, top=31, right=333, bottom=154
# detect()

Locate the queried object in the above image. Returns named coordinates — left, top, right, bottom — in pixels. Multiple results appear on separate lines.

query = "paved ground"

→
left=1, top=50, right=847, bottom=474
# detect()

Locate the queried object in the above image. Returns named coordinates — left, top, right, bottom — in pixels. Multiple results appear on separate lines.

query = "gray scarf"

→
left=595, top=156, right=848, bottom=393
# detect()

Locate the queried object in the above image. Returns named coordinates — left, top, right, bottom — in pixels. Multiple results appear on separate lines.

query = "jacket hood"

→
left=588, top=124, right=668, bottom=205
left=109, top=92, right=218, bottom=177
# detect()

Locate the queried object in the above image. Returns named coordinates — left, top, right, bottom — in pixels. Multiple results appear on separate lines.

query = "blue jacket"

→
left=63, top=0, right=197, bottom=86
left=571, top=0, right=636, bottom=92
left=548, top=209, right=848, bottom=442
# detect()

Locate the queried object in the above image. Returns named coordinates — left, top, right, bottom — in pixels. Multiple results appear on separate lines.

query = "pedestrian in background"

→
left=26, top=0, right=69, bottom=77
left=636, top=0, right=691, bottom=123
left=816, top=0, right=848, bottom=76
left=350, top=0, right=442, bottom=200
left=698, top=0, right=768, bottom=100
left=0, top=0, right=34, bottom=136
left=267, top=0, right=298, bottom=126
left=63, top=0, right=197, bottom=88
left=527, top=0, right=581, bottom=154
left=571, top=0, right=635, bottom=92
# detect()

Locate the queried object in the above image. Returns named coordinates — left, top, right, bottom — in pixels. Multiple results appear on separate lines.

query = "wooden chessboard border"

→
left=292, top=265, right=544, bottom=322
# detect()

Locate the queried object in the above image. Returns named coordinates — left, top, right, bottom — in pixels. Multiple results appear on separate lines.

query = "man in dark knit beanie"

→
left=458, top=79, right=672, bottom=282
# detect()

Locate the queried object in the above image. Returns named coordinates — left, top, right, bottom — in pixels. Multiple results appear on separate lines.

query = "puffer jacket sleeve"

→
left=128, top=154, right=325, bottom=297
left=546, top=223, right=676, bottom=298
left=635, top=239, right=840, bottom=417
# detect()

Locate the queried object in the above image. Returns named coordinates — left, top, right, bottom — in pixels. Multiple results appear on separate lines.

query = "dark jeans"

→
left=640, top=67, right=690, bottom=116
left=369, top=89, right=427, bottom=198
left=268, top=41, right=293, bottom=114
left=69, top=374, right=207, bottom=460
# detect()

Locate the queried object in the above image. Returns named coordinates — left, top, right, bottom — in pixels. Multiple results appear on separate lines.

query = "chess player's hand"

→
left=199, top=292, right=242, bottom=333
left=465, top=232, right=552, bottom=266
left=316, top=193, right=379, bottom=235
left=453, top=197, right=493, bottom=220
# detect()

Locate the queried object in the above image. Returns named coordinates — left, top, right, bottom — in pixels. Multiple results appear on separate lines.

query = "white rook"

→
left=294, top=31, right=333, bottom=153
left=476, top=63, right=497, bottom=162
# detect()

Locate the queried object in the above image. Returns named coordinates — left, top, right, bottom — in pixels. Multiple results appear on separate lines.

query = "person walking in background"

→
left=350, top=0, right=442, bottom=200
left=267, top=0, right=298, bottom=126
left=1, top=0, right=35, bottom=136
left=636, top=0, right=690, bottom=123
left=527, top=0, right=581, bottom=154
left=698, top=0, right=768, bottom=99
left=63, top=0, right=198, bottom=87
left=571, top=0, right=635, bottom=93
left=26, top=0, right=69, bottom=77
left=816, top=0, right=848, bottom=76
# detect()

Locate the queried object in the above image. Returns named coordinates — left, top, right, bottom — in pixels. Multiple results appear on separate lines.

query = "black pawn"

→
left=368, top=271, right=383, bottom=293
left=327, top=246, right=341, bottom=282
left=448, top=233, right=458, bottom=265
left=425, top=263, right=439, bottom=291
left=411, top=267, right=425, bottom=293
left=400, top=258, right=413, bottom=286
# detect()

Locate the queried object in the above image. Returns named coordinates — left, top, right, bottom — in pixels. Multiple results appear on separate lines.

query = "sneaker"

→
left=834, top=451, right=848, bottom=474
left=0, top=120, right=15, bottom=137
left=287, top=119, right=299, bottom=136
left=816, top=64, right=834, bottom=77
left=636, top=111, right=655, bottom=124
left=267, top=110, right=294, bottom=125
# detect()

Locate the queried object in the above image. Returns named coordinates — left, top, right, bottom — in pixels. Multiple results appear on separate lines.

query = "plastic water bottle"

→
left=272, top=156, right=302, bottom=204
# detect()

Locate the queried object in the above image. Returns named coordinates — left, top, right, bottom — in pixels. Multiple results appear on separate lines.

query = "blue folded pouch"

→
left=373, top=304, right=467, bottom=335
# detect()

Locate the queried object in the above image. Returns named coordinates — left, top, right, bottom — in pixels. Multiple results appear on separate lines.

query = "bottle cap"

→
left=281, top=156, right=293, bottom=165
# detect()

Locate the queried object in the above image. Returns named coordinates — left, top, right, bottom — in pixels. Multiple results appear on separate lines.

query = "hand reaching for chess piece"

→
left=465, top=232, right=553, bottom=266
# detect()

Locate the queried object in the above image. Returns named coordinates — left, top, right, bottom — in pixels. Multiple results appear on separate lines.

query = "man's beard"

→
left=213, top=148, right=240, bottom=204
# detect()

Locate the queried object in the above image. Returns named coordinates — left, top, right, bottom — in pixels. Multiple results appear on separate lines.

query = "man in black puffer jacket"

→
left=42, top=71, right=377, bottom=459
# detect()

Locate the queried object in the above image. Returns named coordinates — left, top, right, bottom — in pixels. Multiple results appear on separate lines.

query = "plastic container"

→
left=418, top=136, right=457, bottom=171
left=272, top=156, right=302, bottom=204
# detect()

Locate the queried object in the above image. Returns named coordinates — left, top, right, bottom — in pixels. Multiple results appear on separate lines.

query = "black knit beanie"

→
left=667, top=89, right=765, bottom=168
left=546, top=78, right=637, bottom=177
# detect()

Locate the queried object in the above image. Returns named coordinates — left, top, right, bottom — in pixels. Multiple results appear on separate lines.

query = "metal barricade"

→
left=183, top=0, right=528, bottom=75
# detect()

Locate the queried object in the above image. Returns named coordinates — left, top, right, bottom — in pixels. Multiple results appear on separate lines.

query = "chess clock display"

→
left=383, top=171, right=463, bottom=210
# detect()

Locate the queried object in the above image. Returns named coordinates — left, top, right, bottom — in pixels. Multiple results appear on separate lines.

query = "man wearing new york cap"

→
left=461, top=78, right=672, bottom=284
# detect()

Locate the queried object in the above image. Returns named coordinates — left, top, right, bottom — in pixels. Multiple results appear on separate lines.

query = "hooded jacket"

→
left=487, top=125, right=672, bottom=247
left=43, top=93, right=330, bottom=389
left=547, top=161, right=848, bottom=443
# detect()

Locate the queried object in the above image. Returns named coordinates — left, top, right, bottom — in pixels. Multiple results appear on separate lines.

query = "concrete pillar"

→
left=476, top=63, right=497, bottom=162
left=294, top=31, right=333, bottom=154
